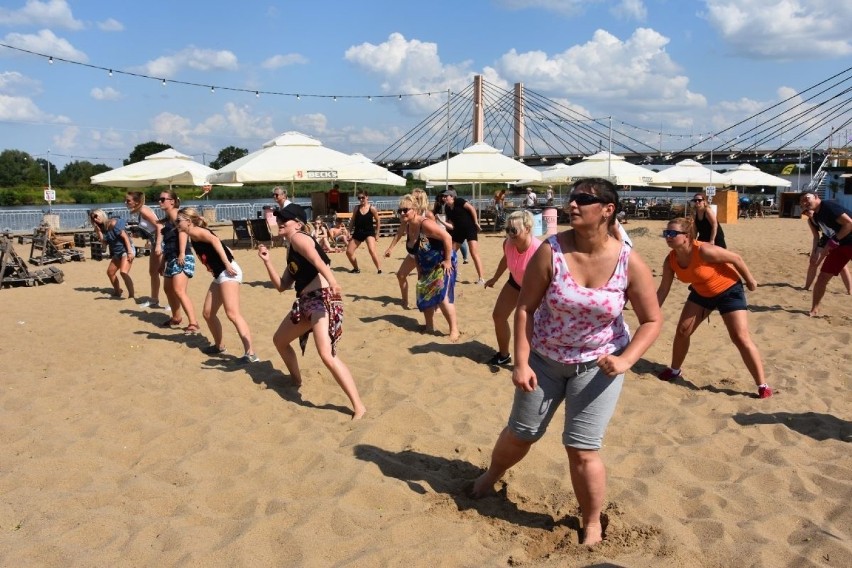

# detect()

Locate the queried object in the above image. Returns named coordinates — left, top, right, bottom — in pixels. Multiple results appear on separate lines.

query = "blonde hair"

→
left=177, top=206, right=207, bottom=228
left=506, top=210, right=534, bottom=233
left=669, top=217, right=696, bottom=240
left=398, top=194, right=416, bottom=211
left=411, top=188, right=429, bottom=214
left=90, top=209, right=107, bottom=229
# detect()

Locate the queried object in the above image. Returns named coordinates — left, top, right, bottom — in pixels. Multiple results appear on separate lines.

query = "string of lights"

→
left=0, top=42, right=445, bottom=101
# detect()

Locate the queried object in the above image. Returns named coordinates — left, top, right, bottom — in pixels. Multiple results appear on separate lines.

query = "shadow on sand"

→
left=733, top=412, right=851, bottom=442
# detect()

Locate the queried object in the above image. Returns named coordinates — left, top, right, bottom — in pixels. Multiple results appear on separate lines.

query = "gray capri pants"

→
left=508, top=350, right=624, bottom=450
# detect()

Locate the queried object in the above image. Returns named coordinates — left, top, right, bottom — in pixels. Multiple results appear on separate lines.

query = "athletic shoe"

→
left=758, top=385, right=773, bottom=399
left=236, top=353, right=259, bottom=364
left=378, top=270, right=383, bottom=274
left=349, top=268, right=360, bottom=274
left=475, top=278, right=486, bottom=285
left=201, top=345, right=227, bottom=355
left=487, top=353, right=512, bottom=366
left=463, top=260, right=469, bottom=264
left=657, top=368, right=681, bottom=382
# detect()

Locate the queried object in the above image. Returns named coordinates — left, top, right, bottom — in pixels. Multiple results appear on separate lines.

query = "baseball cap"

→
left=441, top=188, right=457, bottom=197
left=275, top=203, right=307, bottom=224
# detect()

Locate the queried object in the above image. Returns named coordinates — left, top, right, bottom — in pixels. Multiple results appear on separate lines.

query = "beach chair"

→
left=249, top=218, right=277, bottom=248
left=231, top=219, right=252, bottom=249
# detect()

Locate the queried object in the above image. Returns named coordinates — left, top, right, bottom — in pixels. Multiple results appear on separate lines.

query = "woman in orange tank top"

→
left=655, top=217, right=772, bottom=399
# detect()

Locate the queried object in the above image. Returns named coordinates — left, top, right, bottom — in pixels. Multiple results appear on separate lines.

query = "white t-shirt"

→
left=525, top=191, right=537, bottom=207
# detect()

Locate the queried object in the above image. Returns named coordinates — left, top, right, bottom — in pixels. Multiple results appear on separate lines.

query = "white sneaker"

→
left=475, top=278, right=486, bottom=286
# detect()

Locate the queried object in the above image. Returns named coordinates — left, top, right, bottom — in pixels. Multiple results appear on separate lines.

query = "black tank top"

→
left=285, top=233, right=332, bottom=294
left=191, top=230, right=233, bottom=278
left=694, top=211, right=726, bottom=248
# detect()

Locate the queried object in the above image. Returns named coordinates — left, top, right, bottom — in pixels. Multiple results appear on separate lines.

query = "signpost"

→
left=44, top=187, right=55, bottom=211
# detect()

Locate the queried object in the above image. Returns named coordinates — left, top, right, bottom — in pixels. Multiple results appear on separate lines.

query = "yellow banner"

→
left=781, top=164, right=795, bottom=175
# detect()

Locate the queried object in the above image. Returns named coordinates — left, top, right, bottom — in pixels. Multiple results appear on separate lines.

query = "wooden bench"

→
left=330, top=211, right=399, bottom=238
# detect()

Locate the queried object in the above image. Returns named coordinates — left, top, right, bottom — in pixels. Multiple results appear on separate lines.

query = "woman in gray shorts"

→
left=470, top=179, right=662, bottom=546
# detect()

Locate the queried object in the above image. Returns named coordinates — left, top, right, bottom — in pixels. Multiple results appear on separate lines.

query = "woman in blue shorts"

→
left=90, top=209, right=135, bottom=299
left=155, top=190, right=199, bottom=335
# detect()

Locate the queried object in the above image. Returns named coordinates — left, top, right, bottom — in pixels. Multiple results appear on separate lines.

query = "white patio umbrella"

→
left=206, top=131, right=382, bottom=184
left=519, top=152, right=669, bottom=187
left=722, top=163, right=792, bottom=188
left=90, top=148, right=228, bottom=188
left=412, top=142, right=542, bottom=183
left=658, top=158, right=730, bottom=188
left=412, top=143, right=542, bottom=211
left=343, top=153, right=407, bottom=187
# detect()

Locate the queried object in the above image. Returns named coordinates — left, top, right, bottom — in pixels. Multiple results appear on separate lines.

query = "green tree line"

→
left=0, top=142, right=419, bottom=206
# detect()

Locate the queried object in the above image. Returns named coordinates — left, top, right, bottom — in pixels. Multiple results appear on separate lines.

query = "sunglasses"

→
left=397, top=207, right=410, bottom=215
left=272, top=192, right=282, bottom=198
left=158, top=197, right=172, bottom=202
left=662, top=229, right=687, bottom=238
left=505, top=227, right=520, bottom=236
left=358, top=196, right=367, bottom=200
left=691, top=198, right=704, bottom=203
left=568, top=193, right=605, bottom=206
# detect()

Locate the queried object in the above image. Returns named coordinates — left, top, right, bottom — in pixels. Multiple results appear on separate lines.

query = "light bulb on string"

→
left=255, top=91, right=260, bottom=98
left=368, top=96, right=372, bottom=102
left=108, top=69, right=112, bottom=77
left=48, top=56, right=53, bottom=64
left=333, top=96, right=337, bottom=102
left=210, top=86, right=215, bottom=93
left=296, top=94, right=300, bottom=101
left=162, top=78, right=166, bottom=86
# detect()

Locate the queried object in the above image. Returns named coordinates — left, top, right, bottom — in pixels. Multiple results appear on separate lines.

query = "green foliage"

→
left=125, top=142, right=171, bottom=166
left=210, top=146, right=249, bottom=170
left=0, top=150, right=45, bottom=187
left=57, top=160, right=109, bottom=186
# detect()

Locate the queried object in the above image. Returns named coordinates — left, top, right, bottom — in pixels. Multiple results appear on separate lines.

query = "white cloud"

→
left=0, top=70, right=41, bottom=96
left=704, top=0, right=852, bottom=59
left=1, top=29, right=88, bottom=61
left=90, top=86, right=121, bottom=101
left=97, top=18, right=123, bottom=32
left=291, top=113, right=328, bottom=134
left=146, top=104, right=276, bottom=154
left=0, top=93, right=66, bottom=122
left=345, top=33, right=496, bottom=114
left=261, top=53, right=308, bottom=69
left=135, top=47, right=239, bottom=79
left=52, top=125, right=78, bottom=151
left=496, top=28, right=706, bottom=112
left=0, top=0, right=83, bottom=30
left=611, top=0, right=647, bottom=21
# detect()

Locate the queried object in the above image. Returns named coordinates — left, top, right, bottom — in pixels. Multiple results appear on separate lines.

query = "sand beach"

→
left=0, top=215, right=849, bottom=567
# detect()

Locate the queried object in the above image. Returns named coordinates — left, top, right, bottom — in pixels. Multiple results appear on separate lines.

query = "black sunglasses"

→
left=505, top=227, right=520, bottom=236
left=397, top=207, right=410, bottom=215
left=691, top=198, right=704, bottom=203
left=158, top=197, right=172, bottom=202
left=662, top=229, right=687, bottom=238
left=568, top=192, right=605, bottom=206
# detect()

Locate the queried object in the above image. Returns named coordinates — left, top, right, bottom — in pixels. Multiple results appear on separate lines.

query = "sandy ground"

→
left=0, top=215, right=849, bottom=567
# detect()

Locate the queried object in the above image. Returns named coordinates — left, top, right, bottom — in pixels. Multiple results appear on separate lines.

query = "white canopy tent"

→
left=412, top=142, right=542, bottom=212
left=723, top=164, right=792, bottom=188
left=519, top=153, right=669, bottom=188
left=207, top=131, right=397, bottom=185
left=91, top=148, right=232, bottom=188
left=657, top=159, right=731, bottom=188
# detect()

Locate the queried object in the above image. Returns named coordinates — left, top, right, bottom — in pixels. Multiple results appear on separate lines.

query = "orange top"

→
left=668, top=240, right=739, bottom=297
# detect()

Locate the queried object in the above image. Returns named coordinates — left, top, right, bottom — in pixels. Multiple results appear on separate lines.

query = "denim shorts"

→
left=164, top=255, right=195, bottom=278
left=687, top=280, right=746, bottom=314
left=507, top=350, right=624, bottom=450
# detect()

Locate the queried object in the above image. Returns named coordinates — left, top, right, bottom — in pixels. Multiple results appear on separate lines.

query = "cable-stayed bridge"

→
left=374, top=69, right=852, bottom=173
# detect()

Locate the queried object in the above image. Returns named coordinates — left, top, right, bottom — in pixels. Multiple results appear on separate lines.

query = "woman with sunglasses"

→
left=692, top=192, right=726, bottom=248
left=258, top=203, right=366, bottom=419
left=90, top=209, right=136, bottom=299
left=125, top=191, right=164, bottom=308
left=154, top=190, right=199, bottom=334
left=175, top=207, right=258, bottom=364
left=483, top=210, right=542, bottom=366
left=471, top=179, right=662, bottom=546
left=655, top=217, right=772, bottom=399
left=384, top=189, right=433, bottom=309
left=345, top=191, right=382, bottom=274
left=397, top=194, right=459, bottom=340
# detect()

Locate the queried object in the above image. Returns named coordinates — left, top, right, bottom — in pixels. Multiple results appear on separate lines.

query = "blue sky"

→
left=1, top=0, right=850, bottom=168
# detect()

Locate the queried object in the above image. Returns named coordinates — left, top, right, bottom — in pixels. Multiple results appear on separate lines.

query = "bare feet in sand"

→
left=352, top=405, right=366, bottom=420
left=468, top=471, right=499, bottom=498
left=581, top=521, right=603, bottom=545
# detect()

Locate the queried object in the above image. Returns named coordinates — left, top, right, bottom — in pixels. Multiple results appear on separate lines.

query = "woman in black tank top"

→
left=345, top=191, right=383, bottom=274
left=259, top=204, right=366, bottom=420
left=691, top=192, right=726, bottom=248
left=176, top=207, right=257, bottom=363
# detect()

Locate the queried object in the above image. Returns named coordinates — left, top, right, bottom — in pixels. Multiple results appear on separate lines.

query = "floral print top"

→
left=532, top=235, right=631, bottom=364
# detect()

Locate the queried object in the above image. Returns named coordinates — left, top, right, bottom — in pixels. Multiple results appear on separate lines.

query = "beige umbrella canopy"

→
left=90, top=148, right=230, bottom=188
left=207, top=131, right=386, bottom=185
left=412, top=142, right=542, bottom=183
left=548, top=152, right=669, bottom=187
left=658, top=159, right=730, bottom=188
left=723, top=164, right=792, bottom=187
left=344, top=153, right=407, bottom=187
